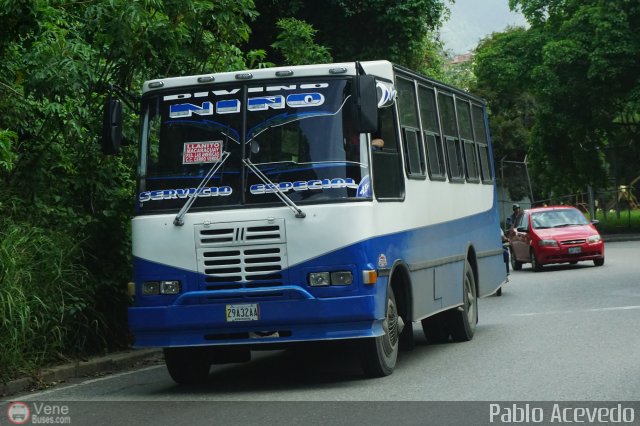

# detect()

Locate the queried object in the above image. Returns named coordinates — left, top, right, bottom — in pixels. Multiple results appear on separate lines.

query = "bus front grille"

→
left=195, top=219, right=288, bottom=295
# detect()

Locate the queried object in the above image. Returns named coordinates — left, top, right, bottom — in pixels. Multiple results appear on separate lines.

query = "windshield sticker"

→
left=250, top=178, right=358, bottom=195
left=356, top=175, right=372, bottom=198
left=139, top=186, right=232, bottom=203
left=183, top=141, right=222, bottom=164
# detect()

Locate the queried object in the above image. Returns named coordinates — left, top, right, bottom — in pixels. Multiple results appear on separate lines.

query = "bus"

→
left=102, top=60, right=507, bottom=384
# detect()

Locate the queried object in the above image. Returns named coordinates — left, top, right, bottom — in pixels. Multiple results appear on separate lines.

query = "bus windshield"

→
left=137, top=78, right=372, bottom=213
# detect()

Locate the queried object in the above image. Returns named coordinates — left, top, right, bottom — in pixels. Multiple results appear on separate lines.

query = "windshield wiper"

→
left=173, top=151, right=230, bottom=226
left=243, top=158, right=305, bottom=219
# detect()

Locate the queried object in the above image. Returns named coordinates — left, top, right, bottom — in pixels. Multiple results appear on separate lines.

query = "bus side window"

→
left=418, top=85, right=446, bottom=180
left=456, top=99, right=480, bottom=182
left=437, top=92, right=464, bottom=181
left=472, top=104, right=493, bottom=183
left=396, top=76, right=426, bottom=178
left=372, top=104, right=404, bottom=199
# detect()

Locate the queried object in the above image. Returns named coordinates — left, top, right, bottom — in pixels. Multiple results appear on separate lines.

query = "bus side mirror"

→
left=354, top=75, right=378, bottom=133
left=102, top=98, right=122, bottom=155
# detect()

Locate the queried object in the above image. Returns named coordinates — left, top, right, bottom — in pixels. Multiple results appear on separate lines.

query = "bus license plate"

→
left=226, top=304, right=259, bottom=322
left=568, top=247, right=582, bottom=254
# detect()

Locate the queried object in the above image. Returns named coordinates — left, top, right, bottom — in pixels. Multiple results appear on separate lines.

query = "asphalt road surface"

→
left=7, top=241, right=640, bottom=425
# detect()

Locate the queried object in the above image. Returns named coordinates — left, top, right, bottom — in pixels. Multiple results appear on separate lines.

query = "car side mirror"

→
left=591, top=219, right=600, bottom=226
left=516, top=227, right=528, bottom=233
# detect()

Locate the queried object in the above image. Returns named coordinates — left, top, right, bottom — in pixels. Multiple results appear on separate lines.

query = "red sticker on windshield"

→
left=183, top=141, right=222, bottom=164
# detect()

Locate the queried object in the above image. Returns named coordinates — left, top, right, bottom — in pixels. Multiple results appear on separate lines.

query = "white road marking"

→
left=514, top=305, right=640, bottom=317
left=20, top=364, right=164, bottom=400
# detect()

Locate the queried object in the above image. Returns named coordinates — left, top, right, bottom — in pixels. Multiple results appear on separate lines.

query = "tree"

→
left=248, top=0, right=449, bottom=74
left=472, top=28, right=539, bottom=200
left=0, top=0, right=261, bottom=377
left=508, top=0, right=640, bottom=196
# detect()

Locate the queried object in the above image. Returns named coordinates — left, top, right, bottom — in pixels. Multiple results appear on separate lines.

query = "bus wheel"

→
left=360, top=287, right=399, bottom=377
left=421, top=312, right=450, bottom=344
left=164, top=347, right=211, bottom=385
left=449, top=260, right=477, bottom=342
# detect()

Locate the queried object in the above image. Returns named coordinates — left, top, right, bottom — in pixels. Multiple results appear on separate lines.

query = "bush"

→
left=0, top=221, right=112, bottom=382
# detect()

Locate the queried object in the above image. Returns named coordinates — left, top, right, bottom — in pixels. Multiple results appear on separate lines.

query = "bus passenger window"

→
left=438, top=93, right=464, bottom=181
left=371, top=104, right=404, bottom=199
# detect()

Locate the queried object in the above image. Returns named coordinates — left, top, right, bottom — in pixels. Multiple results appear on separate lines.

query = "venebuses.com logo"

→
left=5, top=401, right=71, bottom=424
left=6, top=402, right=30, bottom=424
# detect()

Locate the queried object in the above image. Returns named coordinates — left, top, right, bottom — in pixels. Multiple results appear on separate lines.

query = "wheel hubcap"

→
left=382, top=297, right=399, bottom=356
left=465, top=276, right=476, bottom=325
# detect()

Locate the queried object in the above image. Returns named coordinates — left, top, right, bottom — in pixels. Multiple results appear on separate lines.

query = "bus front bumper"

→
left=128, top=293, right=383, bottom=348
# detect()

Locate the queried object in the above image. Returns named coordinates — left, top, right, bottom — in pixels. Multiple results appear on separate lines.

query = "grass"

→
left=587, top=209, right=640, bottom=234
left=0, top=221, right=107, bottom=383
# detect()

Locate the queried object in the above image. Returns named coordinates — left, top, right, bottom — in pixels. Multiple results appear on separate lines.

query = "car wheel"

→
left=448, top=260, right=477, bottom=342
left=530, top=249, right=543, bottom=272
left=360, top=286, right=399, bottom=377
left=594, top=258, right=605, bottom=266
left=510, top=248, right=522, bottom=271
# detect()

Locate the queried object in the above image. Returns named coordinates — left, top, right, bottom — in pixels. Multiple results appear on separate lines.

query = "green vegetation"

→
left=1, top=0, right=637, bottom=383
left=590, top=210, right=640, bottom=234
left=473, top=0, right=640, bottom=200
left=0, top=0, right=450, bottom=382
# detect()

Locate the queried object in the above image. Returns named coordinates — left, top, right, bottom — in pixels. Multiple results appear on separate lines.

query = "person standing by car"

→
left=507, top=204, right=522, bottom=230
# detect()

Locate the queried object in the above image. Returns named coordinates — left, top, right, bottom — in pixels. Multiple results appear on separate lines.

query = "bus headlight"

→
left=142, top=281, right=160, bottom=295
left=330, top=271, right=353, bottom=285
left=160, top=280, right=181, bottom=294
left=142, top=280, right=181, bottom=295
left=308, top=271, right=353, bottom=286
left=309, top=272, right=331, bottom=287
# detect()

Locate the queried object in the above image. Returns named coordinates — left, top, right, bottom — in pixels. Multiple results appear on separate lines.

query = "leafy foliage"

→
left=476, top=1, right=640, bottom=199
left=271, top=18, right=332, bottom=65
left=248, top=0, right=449, bottom=74
left=0, top=0, right=451, bottom=380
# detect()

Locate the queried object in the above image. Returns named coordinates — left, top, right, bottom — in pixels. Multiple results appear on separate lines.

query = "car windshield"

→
left=531, top=209, right=589, bottom=229
left=137, top=78, right=372, bottom=214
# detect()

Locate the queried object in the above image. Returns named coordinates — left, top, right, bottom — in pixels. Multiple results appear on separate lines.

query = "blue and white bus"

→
left=103, top=60, right=507, bottom=383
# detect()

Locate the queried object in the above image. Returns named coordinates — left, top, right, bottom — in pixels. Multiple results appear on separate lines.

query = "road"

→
left=6, top=241, right=640, bottom=424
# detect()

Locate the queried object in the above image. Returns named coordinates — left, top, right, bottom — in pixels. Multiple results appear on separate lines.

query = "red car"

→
left=507, top=206, right=605, bottom=272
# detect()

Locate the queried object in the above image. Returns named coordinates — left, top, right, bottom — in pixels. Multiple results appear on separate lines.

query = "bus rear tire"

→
left=448, top=260, right=477, bottom=342
left=360, top=287, right=399, bottom=377
left=164, top=347, right=211, bottom=385
left=421, top=312, right=450, bottom=344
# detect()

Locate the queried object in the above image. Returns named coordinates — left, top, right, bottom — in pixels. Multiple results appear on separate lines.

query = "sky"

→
left=440, top=0, right=528, bottom=54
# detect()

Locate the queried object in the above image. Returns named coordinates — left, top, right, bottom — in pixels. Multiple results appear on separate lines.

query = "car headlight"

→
left=588, top=235, right=601, bottom=243
left=538, top=239, right=558, bottom=247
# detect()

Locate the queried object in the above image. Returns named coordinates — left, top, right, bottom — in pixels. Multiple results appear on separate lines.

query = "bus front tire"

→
left=164, top=347, right=211, bottom=385
left=360, top=287, right=399, bottom=377
left=448, top=260, right=477, bottom=342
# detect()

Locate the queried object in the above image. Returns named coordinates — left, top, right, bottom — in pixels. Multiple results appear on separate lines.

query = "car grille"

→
left=195, top=219, right=288, bottom=298
left=560, top=239, right=586, bottom=245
